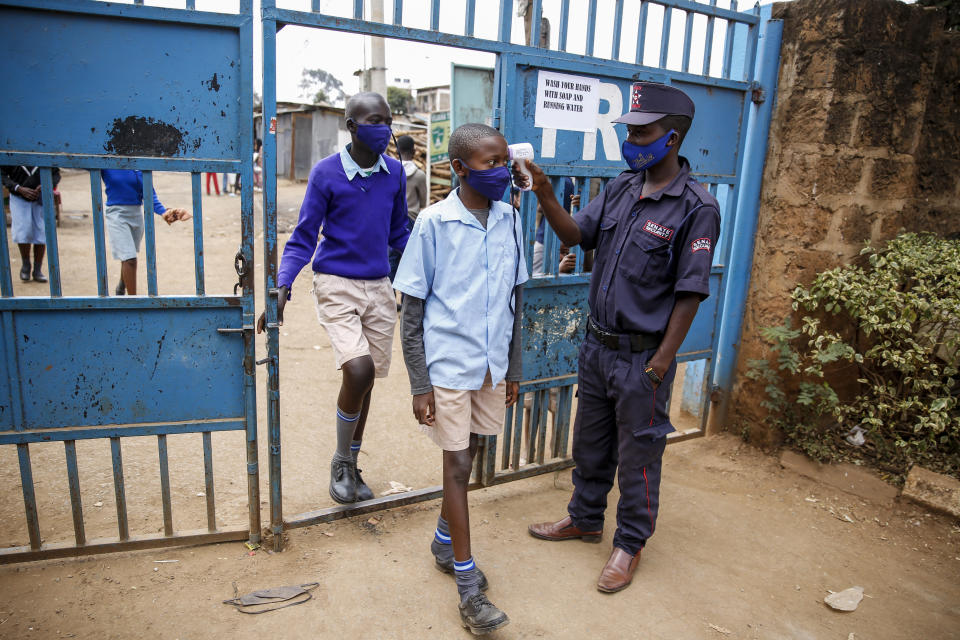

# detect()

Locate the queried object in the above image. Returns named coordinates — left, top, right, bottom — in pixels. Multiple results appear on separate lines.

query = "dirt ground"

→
left=1, top=171, right=959, bottom=639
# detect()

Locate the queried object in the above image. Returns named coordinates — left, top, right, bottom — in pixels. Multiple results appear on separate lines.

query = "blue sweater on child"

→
left=101, top=169, right=166, bottom=214
left=277, top=148, right=409, bottom=295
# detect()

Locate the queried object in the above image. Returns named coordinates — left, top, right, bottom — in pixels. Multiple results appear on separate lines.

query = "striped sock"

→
left=454, top=556, right=482, bottom=601
left=435, top=515, right=451, bottom=545
left=350, top=440, right=362, bottom=464
left=334, top=408, right=360, bottom=460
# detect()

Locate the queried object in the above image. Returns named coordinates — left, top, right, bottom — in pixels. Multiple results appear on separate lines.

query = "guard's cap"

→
left=613, top=82, right=695, bottom=126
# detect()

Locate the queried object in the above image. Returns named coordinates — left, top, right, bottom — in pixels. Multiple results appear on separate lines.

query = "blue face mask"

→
left=621, top=129, right=676, bottom=171
left=462, top=164, right=512, bottom=202
left=354, top=123, right=392, bottom=155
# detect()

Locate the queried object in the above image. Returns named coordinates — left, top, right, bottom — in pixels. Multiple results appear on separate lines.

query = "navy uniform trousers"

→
left=567, top=332, right=677, bottom=556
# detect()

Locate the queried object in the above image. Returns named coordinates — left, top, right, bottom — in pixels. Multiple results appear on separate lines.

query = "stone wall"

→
left=729, top=0, right=960, bottom=445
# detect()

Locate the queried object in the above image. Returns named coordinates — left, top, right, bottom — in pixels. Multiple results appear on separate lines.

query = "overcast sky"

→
left=121, top=0, right=786, bottom=103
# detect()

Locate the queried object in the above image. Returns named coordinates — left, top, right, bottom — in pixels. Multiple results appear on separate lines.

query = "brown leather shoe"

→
left=597, top=547, right=641, bottom=593
left=528, top=515, right=602, bottom=543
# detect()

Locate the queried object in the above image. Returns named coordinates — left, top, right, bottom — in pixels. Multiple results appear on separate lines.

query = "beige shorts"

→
left=425, top=373, right=506, bottom=452
left=312, top=273, right=396, bottom=378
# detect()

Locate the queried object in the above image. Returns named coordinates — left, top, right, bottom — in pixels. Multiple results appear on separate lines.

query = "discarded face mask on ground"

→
left=223, top=582, right=319, bottom=614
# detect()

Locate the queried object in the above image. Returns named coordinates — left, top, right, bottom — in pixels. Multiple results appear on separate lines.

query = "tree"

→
left=387, top=86, right=413, bottom=115
left=300, top=68, right=345, bottom=105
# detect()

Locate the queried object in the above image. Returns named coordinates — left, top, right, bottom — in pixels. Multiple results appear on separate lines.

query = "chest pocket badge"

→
left=622, top=231, right=671, bottom=285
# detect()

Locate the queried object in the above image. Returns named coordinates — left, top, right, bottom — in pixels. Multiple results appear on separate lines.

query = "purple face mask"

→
left=354, top=123, right=392, bottom=155
left=462, top=165, right=512, bottom=202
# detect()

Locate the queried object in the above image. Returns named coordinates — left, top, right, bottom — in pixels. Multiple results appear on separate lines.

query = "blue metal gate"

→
left=260, top=0, right=782, bottom=547
left=0, top=0, right=260, bottom=562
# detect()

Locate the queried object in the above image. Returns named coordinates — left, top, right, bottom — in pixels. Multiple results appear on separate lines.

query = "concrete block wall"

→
left=729, top=0, right=960, bottom=444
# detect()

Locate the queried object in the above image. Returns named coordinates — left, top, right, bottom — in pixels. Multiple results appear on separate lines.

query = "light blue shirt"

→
left=339, top=145, right=389, bottom=180
left=394, top=190, right=529, bottom=390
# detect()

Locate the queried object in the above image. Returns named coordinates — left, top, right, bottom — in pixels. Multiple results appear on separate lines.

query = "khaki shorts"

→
left=425, top=372, right=506, bottom=452
left=312, top=273, right=396, bottom=378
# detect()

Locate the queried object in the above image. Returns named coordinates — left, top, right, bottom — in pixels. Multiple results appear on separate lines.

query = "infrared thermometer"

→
left=509, top=143, right=535, bottom=191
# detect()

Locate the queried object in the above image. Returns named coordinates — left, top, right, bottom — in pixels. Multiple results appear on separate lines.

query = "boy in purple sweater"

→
left=257, top=93, right=410, bottom=504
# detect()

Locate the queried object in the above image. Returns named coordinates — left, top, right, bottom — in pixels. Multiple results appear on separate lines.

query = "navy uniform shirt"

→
left=574, top=158, right=720, bottom=335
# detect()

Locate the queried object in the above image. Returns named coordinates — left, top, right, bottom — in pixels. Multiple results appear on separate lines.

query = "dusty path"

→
left=0, top=436, right=958, bottom=639
left=1, top=172, right=958, bottom=638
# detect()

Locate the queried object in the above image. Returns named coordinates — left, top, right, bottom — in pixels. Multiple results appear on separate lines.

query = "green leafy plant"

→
left=747, top=233, right=960, bottom=479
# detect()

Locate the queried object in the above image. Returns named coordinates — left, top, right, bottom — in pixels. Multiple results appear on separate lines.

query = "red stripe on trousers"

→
left=643, top=466, right=652, bottom=524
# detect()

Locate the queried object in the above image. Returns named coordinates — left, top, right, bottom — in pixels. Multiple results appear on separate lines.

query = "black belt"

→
left=587, top=317, right=661, bottom=352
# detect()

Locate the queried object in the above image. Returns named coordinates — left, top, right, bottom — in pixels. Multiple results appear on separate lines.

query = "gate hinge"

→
left=750, top=81, right=766, bottom=105
left=256, top=356, right=277, bottom=366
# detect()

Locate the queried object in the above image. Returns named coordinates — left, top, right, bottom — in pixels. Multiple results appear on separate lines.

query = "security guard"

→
left=517, top=82, right=720, bottom=593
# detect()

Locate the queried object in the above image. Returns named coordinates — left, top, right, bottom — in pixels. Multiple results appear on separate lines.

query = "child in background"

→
left=100, top=169, right=190, bottom=295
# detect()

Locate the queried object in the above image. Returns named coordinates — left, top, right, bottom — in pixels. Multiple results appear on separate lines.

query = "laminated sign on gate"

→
left=533, top=70, right=600, bottom=134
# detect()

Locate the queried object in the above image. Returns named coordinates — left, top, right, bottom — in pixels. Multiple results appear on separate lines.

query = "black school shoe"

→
left=19, top=263, right=30, bottom=282
left=459, top=593, right=509, bottom=635
left=329, top=456, right=358, bottom=504
left=32, top=268, right=47, bottom=283
left=354, top=467, right=374, bottom=502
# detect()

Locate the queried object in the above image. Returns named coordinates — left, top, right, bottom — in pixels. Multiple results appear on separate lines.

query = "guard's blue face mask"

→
left=621, top=129, right=676, bottom=171
left=353, top=122, right=392, bottom=155
left=462, top=165, right=512, bottom=202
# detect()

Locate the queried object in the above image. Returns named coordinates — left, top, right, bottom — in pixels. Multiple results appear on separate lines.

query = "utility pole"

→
left=367, top=0, right=387, bottom=96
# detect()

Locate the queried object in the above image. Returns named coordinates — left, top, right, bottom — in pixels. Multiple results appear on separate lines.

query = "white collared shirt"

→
left=338, top=145, right=389, bottom=180
left=394, top=190, right=528, bottom=390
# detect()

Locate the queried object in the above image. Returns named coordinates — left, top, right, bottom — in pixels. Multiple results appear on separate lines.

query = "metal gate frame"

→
left=0, top=0, right=260, bottom=562
left=260, top=0, right=783, bottom=549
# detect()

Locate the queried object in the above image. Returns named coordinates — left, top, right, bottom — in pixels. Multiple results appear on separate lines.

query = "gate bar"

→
left=40, top=168, right=61, bottom=297
left=238, top=0, right=261, bottom=547
left=110, top=437, right=130, bottom=540
left=429, top=0, right=438, bottom=31
left=261, top=6, right=284, bottom=550
left=202, top=431, right=216, bottom=531
left=89, top=170, right=109, bottom=297
left=611, top=0, right=624, bottom=59
left=558, top=0, right=569, bottom=52
left=142, top=171, right=159, bottom=296
left=0, top=527, right=248, bottom=565
left=535, top=390, right=549, bottom=464
left=636, top=2, right=649, bottom=65
left=681, top=9, right=694, bottom=72
left=464, top=0, right=474, bottom=37
left=722, top=1, right=738, bottom=79
left=498, top=0, right=512, bottom=42
left=528, top=0, right=543, bottom=48
left=703, top=0, right=717, bottom=75
left=17, top=443, right=41, bottom=549
left=710, top=9, right=783, bottom=432
left=585, top=0, right=597, bottom=57
left=158, top=434, right=174, bottom=536
left=191, top=172, right=205, bottom=296
left=64, top=440, right=86, bottom=546
left=0, top=188, right=11, bottom=296
left=510, top=391, right=524, bottom=469
left=659, top=5, right=672, bottom=69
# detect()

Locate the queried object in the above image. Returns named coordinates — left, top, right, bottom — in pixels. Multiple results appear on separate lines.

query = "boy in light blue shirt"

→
left=394, top=123, right=526, bottom=634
